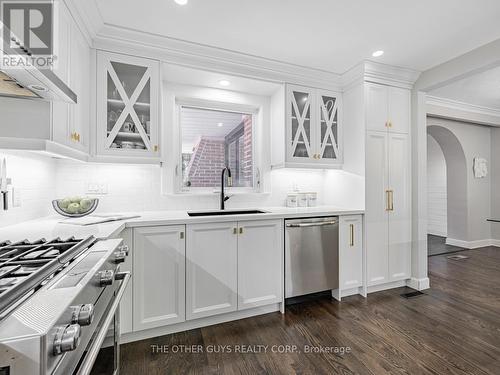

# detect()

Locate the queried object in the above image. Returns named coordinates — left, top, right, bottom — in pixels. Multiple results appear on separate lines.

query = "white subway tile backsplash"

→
left=0, top=152, right=57, bottom=228
left=0, top=151, right=365, bottom=229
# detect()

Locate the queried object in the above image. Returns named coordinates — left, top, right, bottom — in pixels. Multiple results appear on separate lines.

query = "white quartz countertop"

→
left=0, top=206, right=364, bottom=242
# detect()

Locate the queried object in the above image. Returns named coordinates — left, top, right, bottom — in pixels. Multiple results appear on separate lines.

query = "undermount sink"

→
left=187, top=209, right=267, bottom=217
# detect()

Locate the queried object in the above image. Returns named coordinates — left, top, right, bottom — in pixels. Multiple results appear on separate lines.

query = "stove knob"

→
left=53, top=324, right=81, bottom=355
left=98, top=270, right=114, bottom=286
left=113, top=250, right=127, bottom=264
left=118, top=245, right=129, bottom=256
left=71, top=304, right=94, bottom=326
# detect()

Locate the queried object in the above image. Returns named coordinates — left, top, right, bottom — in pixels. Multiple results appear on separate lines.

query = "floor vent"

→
left=401, top=291, right=425, bottom=299
left=447, top=254, right=469, bottom=261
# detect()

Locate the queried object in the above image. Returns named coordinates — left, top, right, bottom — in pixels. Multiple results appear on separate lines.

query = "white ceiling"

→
left=163, top=64, right=281, bottom=96
left=94, top=0, right=500, bottom=73
left=429, top=66, right=500, bottom=109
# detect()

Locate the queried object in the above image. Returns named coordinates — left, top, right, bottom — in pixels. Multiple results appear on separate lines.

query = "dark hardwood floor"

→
left=94, top=246, right=500, bottom=375
left=428, top=234, right=465, bottom=256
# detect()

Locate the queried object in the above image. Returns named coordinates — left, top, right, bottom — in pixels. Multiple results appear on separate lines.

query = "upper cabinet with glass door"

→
left=284, top=84, right=342, bottom=168
left=96, top=51, right=160, bottom=161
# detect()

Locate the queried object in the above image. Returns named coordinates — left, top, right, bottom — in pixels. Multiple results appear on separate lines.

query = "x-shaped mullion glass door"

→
left=319, top=94, right=339, bottom=161
left=290, top=90, right=313, bottom=159
left=106, top=60, right=152, bottom=151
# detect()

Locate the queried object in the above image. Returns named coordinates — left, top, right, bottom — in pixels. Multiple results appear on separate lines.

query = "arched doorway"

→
left=427, top=125, right=468, bottom=255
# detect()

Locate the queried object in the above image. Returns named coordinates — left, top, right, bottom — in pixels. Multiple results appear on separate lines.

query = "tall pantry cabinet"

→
left=365, top=82, right=412, bottom=287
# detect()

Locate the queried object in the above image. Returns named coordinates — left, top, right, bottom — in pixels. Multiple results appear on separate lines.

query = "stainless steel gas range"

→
left=0, top=236, right=130, bottom=375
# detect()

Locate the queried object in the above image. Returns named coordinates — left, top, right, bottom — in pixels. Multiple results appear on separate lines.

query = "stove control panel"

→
left=71, top=304, right=95, bottom=326
left=53, top=324, right=81, bottom=355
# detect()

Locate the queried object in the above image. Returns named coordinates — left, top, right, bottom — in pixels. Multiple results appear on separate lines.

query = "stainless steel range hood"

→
left=0, top=22, right=77, bottom=103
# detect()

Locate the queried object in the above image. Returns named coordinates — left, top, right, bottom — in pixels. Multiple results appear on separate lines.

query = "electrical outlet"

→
left=86, top=182, right=108, bottom=195
left=12, top=188, right=21, bottom=207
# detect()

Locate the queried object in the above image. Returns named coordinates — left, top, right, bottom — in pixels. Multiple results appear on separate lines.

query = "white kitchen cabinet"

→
left=133, top=226, right=186, bottom=331
left=366, top=131, right=389, bottom=285
left=272, top=84, right=342, bottom=168
left=388, top=133, right=412, bottom=281
left=51, top=1, right=90, bottom=154
left=186, top=219, right=283, bottom=320
left=186, top=222, right=238, bottom=320
left=96, top=51, right=160, bottom=160
left=0, top=0, right=90, bottom=159
left=366, top=130, right=411, bottom=287
left=237, top=220, right=282, bottom=310
left=366, top=83, right=410, bottom=134
left=339, top=215, right=363, bottom=291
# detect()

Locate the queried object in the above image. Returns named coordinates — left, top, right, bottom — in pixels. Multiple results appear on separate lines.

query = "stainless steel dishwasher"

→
left=285, top=216, right=339, bottom=298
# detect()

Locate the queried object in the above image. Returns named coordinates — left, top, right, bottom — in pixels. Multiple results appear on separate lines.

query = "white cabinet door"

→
left=96, top=51, right=160, bottom=159
left=286, top=84, right=316, bottom=163
left=388, top=134, right=412, bottom=281
left=339, top=215, right=363, bottom=290
left=133, top=226, right=185, bottom=331
left=366, top=131, right=389, bottom=286
left=68, top=23, right=90, bottom=153
left=316, top=90, right=342, bottom=165
left=186, top=222, right=238, bottom=320
left=237, top=220, right=283, bottom=310
left=365, top=83, right=389, bottom=132
left=388, top=87, right=410, bottom=134
left=51, top=0, right=71, bottom=146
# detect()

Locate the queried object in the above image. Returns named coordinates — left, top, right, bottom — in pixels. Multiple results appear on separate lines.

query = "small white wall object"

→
left=473, top=157, right=488, bottom=178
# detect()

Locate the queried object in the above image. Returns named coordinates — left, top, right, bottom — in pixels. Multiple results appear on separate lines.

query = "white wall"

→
left=426, top=135, right=447, bottom=236
left=0, top=152, right=57, bottom=228
left=427, top=117, right=491, bottom=242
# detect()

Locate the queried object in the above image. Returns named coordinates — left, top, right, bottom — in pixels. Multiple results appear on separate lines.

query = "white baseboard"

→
left=367, top=280, right=407, bottom=294
left=406, top=277, right=430, bottom=291
left=446, top=238, right=500, bottom=249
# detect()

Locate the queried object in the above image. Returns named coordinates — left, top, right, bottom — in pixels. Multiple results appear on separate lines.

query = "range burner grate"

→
left=0, top=236, right=96, bottom=318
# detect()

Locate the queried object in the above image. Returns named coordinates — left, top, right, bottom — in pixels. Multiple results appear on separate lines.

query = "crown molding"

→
left=426, top=95, right=500, bottom=126
left=92, top=24, right=342, bottom=91
left=65, top=0, right=104, bottom=43
left=341, top=60, right=421, bottom=91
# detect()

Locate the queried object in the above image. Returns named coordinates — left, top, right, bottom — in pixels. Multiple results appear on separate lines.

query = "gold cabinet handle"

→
left=239, top=227, right=243, bottom=234
left=349, top=224, right=354, bottom=247
left=386, top=190, right=394, bottom=211
left=180, top=232, right=184, bottom=239
left=233, top=228, right=237, bottom=235
left=154, top=145, right=158, bottom=152
left=389, top=121, right=393, bottom=128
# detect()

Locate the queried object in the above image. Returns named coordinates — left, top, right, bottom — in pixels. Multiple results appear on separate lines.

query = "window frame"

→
left=175, top=98, right=259, bottom=194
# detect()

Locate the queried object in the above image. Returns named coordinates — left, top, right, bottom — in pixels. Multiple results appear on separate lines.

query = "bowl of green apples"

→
left=52, top=197, right=99, bottom=217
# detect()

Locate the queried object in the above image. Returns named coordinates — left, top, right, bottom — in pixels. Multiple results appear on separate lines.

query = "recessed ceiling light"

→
left=218, top=79, right=231, bottom=87
left=217, top=122, right=224, bottom=127
left=372, top=50, right=384, bottom=57
left=174, top=0, right=188, bottom=5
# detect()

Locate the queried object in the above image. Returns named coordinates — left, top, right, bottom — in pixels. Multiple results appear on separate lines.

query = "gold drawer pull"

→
left=349, top=224, right=354, bottom=247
